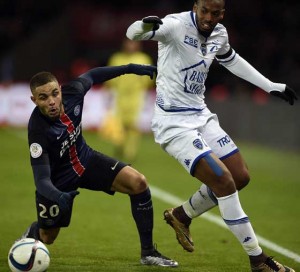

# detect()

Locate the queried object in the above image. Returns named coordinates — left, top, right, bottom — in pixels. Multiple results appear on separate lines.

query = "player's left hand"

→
left=270, top=85, right=298, bottom=105
left=58, top=190, right=80, bottom=214
left=128, top=64, right=157, bottom=79
left=142, top=16, right=163, bottom=31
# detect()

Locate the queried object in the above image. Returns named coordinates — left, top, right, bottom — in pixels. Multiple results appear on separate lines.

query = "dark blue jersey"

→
left=27, top=64, right=156, bottom=201
left=28, top=77, right=93, bottom=190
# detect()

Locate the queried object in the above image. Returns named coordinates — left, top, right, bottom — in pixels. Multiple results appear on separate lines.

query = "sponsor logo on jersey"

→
left=193, top=138, right=203, bottom=149
left=181, top=61, right=207, bottom=95
left=30, top=143, right=43, bottom=158
left=60, top=122, right=82, bottom=157
left=74, top=105, right=80, bottom=116
left=217, top=135, right=231, bottom=147
left=184, top=35, right=198, bottom=48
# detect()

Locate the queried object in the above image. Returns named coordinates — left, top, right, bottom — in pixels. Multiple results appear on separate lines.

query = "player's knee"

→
left=213, top=169, right=236, bottom=196
left=235, top=169, right=250, bottom=190
left=131, top=173, right=148, bottom=194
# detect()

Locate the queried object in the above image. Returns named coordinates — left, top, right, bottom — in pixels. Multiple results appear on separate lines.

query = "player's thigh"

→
left=193, top=152, right=236, bottom=197
left=202, top=117, right=249, bottom=189
left=79, top=150, right=127, bottom=194
left=163, top=127, right=212, bottom=175
left=201, top=115, right=238, bottom=159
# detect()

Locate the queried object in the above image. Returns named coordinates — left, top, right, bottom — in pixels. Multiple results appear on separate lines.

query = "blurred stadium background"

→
left=0, top=0, right=299, bottom=150
left=0, top=1, right=300, bottom=271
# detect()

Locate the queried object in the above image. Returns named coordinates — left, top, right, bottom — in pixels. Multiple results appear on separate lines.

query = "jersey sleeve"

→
left=63, top=77, right=92, bottom=96
left=126, top=16, right=180, bottom=43
left=29, top=131, right=50, bottom=166
left=215, top=26, right=238, bottom=66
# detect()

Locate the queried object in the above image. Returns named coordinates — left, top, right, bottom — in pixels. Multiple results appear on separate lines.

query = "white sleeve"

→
left=126, top=20, right=156, bottom=41
left=221, top=54, right=285, bottom=93
left=126, top=17, right=176, bottom=43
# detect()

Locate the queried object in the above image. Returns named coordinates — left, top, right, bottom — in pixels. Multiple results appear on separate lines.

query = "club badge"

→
left=30, top=143, right=43, bottom=158
left=193, top=138, right=203, bottom=150
left=74, top=105, right=80, bottom=116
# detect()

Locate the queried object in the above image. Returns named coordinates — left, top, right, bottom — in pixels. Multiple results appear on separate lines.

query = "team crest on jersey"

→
left=30, top=143, right=42, bottom=158
left=193, top=138, right=203, bottom=149
left=74, top=105, right=80, bottom=116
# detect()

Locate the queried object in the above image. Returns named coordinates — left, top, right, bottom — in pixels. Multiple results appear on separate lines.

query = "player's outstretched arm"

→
left=80, top=64, right=157, bottom=85
left=126, top=16, right=163, bottom=40
left=220, top=55, right=298, bottom=105
left=127, top=63, right=157, bottom=79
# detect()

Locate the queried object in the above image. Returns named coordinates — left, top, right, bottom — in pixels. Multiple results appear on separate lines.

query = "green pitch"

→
left=1, top=128, right=299, bottom=271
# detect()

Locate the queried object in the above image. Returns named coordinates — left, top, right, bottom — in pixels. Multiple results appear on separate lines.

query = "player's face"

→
left=194, top=0, right=225, bottom=33
left=31, top=81, right=63, bottom=120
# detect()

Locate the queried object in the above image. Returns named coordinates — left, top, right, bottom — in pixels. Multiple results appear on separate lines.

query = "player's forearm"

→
left=223, top=55, right=286, bottom=93
left=80, top=64, right=156, bottom=85
left=32, top=164, right=62, bottom=202
left=126, top=20, right=154, bottom=41
left=80, top=65, right=138, bottom=85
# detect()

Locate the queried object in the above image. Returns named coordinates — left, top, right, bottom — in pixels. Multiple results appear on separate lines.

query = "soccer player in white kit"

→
left=126, top=0, right=297, bottom=271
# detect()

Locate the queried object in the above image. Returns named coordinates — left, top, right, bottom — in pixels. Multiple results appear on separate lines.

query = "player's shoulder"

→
left=165, top=11, right=191, bottom=23
left=62, top=77, right=86, bottom=92
left=62, top=77, right=88, bottom=96
left=28, top=108, right=49, bottom=133
left=213, top=23, right=229, bottom=37
left=164, top=11, right=194, bottom=32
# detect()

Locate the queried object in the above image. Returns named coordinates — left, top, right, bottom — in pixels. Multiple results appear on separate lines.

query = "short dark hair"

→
left=194, top=0, right=225, bottom=5
left=30, top=71, right=57, bottom=93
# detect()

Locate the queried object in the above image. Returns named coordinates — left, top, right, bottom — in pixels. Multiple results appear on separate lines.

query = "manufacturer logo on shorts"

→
left=74, top=105, right=80, bottom=116
left=111, top=161, right=119, bottom=171
left=193, top=139, right=203, bottom=150
left=30, top=143, right=43, bottom=158
left=184, top=159, right=191, bottom=167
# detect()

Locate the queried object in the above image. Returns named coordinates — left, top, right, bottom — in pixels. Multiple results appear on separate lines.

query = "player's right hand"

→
left=58, top=190, right=80, bottom=213
left=128, top=64, right=157, bottom=79
left=142, top=16, right=163, bottom=31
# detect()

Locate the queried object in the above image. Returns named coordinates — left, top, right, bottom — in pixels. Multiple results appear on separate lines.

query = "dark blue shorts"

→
left=35, top=150, right=127, bottom=229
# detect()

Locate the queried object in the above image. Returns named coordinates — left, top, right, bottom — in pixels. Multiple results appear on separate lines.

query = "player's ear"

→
left=220, top=9, right=225, bottom=20
left=193, top=4, right=197, bottom=12
left=31, top=95, right=37, bottom=105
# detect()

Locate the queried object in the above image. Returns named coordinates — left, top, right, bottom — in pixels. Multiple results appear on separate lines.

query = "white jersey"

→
left=127, top=11, right=237, bottom=113
left=126, top=11, right=286, bottom=173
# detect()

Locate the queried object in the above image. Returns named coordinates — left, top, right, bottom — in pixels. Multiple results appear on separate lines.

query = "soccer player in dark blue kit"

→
left=21, top=63, right=178, bottom=267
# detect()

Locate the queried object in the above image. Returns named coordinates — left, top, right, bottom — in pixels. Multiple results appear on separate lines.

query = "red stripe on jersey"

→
left=60, top=113, right=85, bottom=176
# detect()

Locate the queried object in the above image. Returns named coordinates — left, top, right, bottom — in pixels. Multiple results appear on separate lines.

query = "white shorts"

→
left=151, top=107, right=238, bottom=175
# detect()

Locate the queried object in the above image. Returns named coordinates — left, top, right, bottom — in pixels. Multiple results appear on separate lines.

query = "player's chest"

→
left=178, top=33, right=222, bottom=68
left=48, top=110, right=82, bottom=154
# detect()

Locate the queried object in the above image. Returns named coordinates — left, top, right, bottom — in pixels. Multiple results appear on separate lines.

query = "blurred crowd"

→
left=0, top=0, right=299, bottom=98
